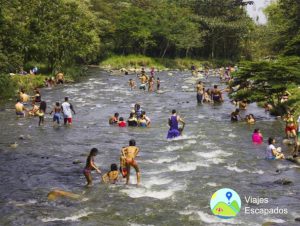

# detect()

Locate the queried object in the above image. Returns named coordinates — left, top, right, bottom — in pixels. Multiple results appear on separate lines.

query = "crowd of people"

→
left=13, top=65, right=300, bottom=188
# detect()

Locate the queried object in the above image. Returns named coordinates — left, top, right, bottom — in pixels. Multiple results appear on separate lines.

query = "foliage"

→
left=231, top=57, right=300, bottom=113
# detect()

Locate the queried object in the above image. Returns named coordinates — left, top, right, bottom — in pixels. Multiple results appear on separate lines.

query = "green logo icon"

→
left=210, top=188, right=241, bottom=219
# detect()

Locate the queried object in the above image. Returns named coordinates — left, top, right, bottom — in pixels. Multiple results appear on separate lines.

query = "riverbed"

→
left=0, top=69, right=299, bottom=225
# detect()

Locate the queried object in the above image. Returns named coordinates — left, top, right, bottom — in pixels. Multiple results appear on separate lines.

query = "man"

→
left=231, top=109, right=241, bottom=122
left=191, top=63, right=196, bottom=76
left=15, top=100, right=26, bottom=117
left=56, top=72, right=64, bottom=84
left=121, top=139, right=140, bottom=185
left=139, top=72, right=148, bottom=91
left=61, top=97, right=75, bottom=125
left=196, top=81, right=204, bottom=103
left=19, top=89, right=30, bottom=104
left=211, top=85, right=223, bottom=103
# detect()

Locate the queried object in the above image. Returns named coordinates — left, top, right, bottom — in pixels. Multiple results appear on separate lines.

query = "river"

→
left=0, top=69, right=299, bottom=226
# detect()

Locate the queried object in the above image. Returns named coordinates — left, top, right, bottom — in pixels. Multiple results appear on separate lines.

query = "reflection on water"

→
left=0, top=69, right=299, bottom=225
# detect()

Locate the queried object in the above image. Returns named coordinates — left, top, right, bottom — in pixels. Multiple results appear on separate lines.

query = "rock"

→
left=47, top=189, right=80, bottom=201
left=10, top=142, right=18, bottom=148
left=274, top=178, right=293, bottom=185
left=73, top=160, right=82, bottom=164
left=168, top=72, right=173, bottom=76
left=19, top=135, right=25, bottom=140
left=295, top=218, right=300, bottom=222
left=262, top=222, right=280, bottom=226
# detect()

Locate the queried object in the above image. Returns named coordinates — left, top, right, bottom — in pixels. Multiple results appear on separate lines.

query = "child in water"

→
left=102, top=164, right=119, bottom=184
left=252, top=128, right=263, bottom=144
left=118, top=117, right=127, bottom=127
left=83, top=148, right=101, bottom=187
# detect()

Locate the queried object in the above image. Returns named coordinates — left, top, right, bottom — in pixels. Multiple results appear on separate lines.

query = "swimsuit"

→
left=53, top=112, right=61, bottom=123
left=126, top=158, right=140, bottom=172
left=16, top=111, right=25, bottom=116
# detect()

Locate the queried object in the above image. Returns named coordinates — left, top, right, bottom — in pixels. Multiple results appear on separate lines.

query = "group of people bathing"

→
left=16, top=88, right=76, bottom=126
left=129, top=68, right=160, bottom=92
left=108, top=104, right=151, bottom=128
left=83, top=139, right=140, bottom=187
left=196, top=82, right=224, bottom=104
left=84, top=108, right=186, bottom=187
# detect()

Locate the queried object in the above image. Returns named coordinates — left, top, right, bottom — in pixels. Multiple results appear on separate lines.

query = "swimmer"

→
left=196, top=81, right=204, bottom=104
left=83, top=148, right=101, bottom=187
left=118, top=117, right=127, bottom=127
left=167, top=109, right=185, bottom=139
left=121, top=139, right=140, bottom=185
left=128, top=112, right=138, bottom=127
left=134, top=104, right=142, bottom=119
left=150, top=67, right=155, bottom=76
left=246, top=114, right=255, bottom=124
left=15, top=99, right=27, bottom=117
left=109, top=112, right=119, bottom=125
left=284, top=112, right=297, bottom=138
left=211, top=85, right=223, bottom=103
left=61, top=97, right=75, bottom=125
left=102, top=163, right=119, bottom=184
left=19, top=89, right=30, bottom=103
left=28, top=102, right=39, bottom=116
left=129, top=79, right=136, bottom=90
left=49, top=102, right=61, bottom=125
left=32, top=88, right=41, bottom=104
left=252, top=128, right=263, bottom=144
left=238, top=99, right=248, bottom=110
left=203, top=89, right=212, bottom=103
left=56, top=72, right=64, bottom=84
left=266, top=137, right=285, bottom=160
left=231, top=109, right=241, bottom=122
left=38, top=101, right=47, bottom=126
left=139, top=111, right=151, bottom=127
left=157, top=77, right=160, bottom=90
left=139, top=72, right=148, bottom=91
left=148, top=75, right=154, bottom=92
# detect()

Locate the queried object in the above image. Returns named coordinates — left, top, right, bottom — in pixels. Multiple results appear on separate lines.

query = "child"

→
left=118, top=117, right=127, bottom=127
left=49, top=102, right=61, bottom=125
left=38, top=101, right=47, bottom=126
left=129, top=79, right=136, bottom=90
left=102, top=164, right=119, bottom=184
left=83, top=148, right=101, bottom=187
left=246, top=114, right=255, bottom=124
left=109, top=113, right=119, bottom=125
left=157, top=77, right=160, bottom=90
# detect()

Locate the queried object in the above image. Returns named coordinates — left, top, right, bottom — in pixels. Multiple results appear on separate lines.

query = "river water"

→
left=0, top=69, right=299, bottom=226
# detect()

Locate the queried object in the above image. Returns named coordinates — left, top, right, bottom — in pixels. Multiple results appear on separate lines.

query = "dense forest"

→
left=0, top=0, right=258, bottom=73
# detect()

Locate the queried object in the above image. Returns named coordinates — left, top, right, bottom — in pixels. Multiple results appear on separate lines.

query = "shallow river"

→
left=0, top=69, right=299, bottom=226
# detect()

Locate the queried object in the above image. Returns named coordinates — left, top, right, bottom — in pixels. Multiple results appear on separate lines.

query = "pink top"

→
left=252, top=132, right=263, bottom=144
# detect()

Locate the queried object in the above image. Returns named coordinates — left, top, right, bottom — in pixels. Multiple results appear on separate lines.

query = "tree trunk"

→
left=161, top=41, right=169, bottom=58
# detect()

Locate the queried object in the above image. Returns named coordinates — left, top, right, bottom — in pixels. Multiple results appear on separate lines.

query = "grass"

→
left=99, top=55, right=225, bottom=70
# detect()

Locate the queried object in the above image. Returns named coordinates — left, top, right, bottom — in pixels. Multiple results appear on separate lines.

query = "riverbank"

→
left=0, top=66, right=88, bottom=101
left=99, top=55, right=233, bottom=71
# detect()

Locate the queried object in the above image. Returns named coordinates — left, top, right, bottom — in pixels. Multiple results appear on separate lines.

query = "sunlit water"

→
left=0, top=69, right=299, bottom=225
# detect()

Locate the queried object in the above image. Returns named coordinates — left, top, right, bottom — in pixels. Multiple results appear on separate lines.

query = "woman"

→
left=128, top=112, right=138, bottom=127
left=266, top=137, right=284, bottom=160
left=284, top=112, right=297, bottom=138
left=167, top=109, right=185, bottom=139
left=83, top=148, right=101, bottom=187
left=252, top=128, right=263, bottom=144
left=246, top=114, right=255, bottom=124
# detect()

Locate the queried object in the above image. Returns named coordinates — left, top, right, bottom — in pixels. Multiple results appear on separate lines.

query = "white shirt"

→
left=62, top=102, right=72, bottom=118
left=297, top=116, right=300, bottom=131
left=266, top=144, right=275, bottom=158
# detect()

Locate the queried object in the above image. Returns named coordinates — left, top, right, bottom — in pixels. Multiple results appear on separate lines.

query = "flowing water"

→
left=0, top=69, right=299, bottom=226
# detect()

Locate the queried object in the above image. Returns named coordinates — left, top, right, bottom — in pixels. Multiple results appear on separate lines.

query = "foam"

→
left=206, top=182, right=221, bottom=187
left=41, top=210, right=92, bottom=222
left=228, top=133, right=237, bottom=138
left=225, top=165, right=264, bottom=174
left=143, top=176, right=173, bottom=189
left=144, top=155, right=180, bottom=164
left=195, top=150, right=232, bottom=158
left=168, top=161, right=209, bottom=172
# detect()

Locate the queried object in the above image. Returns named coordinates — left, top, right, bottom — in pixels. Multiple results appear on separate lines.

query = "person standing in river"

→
left=167, top=109, right=185, bottom=139
left=211, top=85, right=223, bottom=103
left=196, top=81, right=204, bottom=103
left=121, top=139, right=140, bottom=185
left=83, top=148, right=101, bottom=187
left=61, top=97, right=76, bottom=125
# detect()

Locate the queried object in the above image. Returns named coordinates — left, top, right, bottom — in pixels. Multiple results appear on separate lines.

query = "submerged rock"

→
left=295, top=218, right=300, bottom=222
left=274, top=178, right=293, bottom=185
left=10, top=142, right=18, bottom=148
left=73, top=160, right=82, bottom=164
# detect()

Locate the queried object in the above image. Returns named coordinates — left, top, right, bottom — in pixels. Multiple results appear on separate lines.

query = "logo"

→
left=210, top=188, right=241, bottom=219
